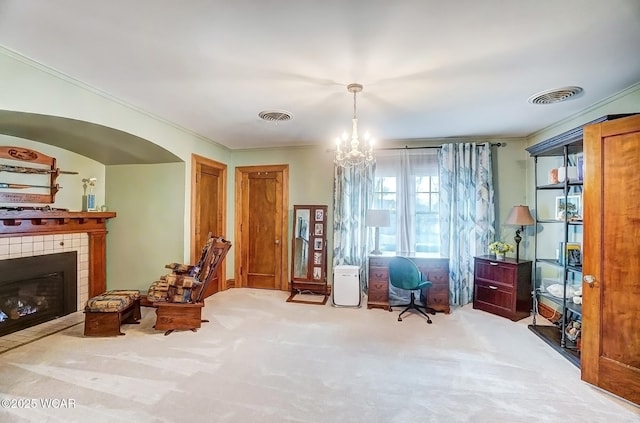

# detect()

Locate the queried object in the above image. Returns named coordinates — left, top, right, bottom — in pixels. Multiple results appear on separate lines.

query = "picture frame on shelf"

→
left=558, top=242, right=582, bottom=266
left=555, top=195, right=581, bottom=220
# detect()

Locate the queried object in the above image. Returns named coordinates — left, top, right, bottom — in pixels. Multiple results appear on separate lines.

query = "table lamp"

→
left=365, top=209, right=391, bottom=255
left=504, top=205, right=535, bottom=262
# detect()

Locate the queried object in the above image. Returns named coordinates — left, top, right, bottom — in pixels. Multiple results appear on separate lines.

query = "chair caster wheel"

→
left=397, top=317, right=402, bottom=322
left=427, top=320, right=433, bottom=324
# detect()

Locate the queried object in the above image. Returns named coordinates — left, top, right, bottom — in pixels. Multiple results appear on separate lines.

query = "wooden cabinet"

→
left=367, top=254, right=449, bottom=313
left=473, top=256, right=532, bottom=321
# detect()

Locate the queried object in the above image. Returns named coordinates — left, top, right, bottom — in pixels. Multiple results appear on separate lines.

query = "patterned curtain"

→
left=332, top=164, right=375, bottom=281
left=438, top=143, right=495, bottom=306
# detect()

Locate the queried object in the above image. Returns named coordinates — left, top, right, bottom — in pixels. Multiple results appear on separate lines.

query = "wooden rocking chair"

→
left=152, top=234, right=232, bottom=335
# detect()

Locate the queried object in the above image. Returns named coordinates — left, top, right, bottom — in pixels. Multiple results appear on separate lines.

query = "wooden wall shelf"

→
left=0, top=211, right=115, bottom=236
left=0, top=146, right=73, bottom=204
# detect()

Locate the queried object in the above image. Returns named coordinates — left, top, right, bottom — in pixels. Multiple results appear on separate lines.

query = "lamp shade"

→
left=365, top=209, right=390, bottom=227
left=505, top=205, right=535, bottom=226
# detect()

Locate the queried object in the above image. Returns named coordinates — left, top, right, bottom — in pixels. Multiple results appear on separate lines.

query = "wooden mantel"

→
left=0, top=210, right=117, bottom=298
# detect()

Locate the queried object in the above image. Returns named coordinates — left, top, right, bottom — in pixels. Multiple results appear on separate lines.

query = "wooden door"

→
left=235, top=165, right=288, bottom=290
left=191, top=155, right=226, bottom=298
left=582, top=114, right=640, bottom=405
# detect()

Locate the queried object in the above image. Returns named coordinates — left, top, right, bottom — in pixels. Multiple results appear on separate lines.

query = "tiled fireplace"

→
left=0, top=210, right=116, bottom=349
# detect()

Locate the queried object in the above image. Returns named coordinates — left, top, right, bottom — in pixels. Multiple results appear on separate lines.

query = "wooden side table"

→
left=473, top=256, right=532, bottom=321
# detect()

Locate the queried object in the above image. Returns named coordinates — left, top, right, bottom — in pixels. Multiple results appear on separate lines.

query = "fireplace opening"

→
left=0, top=252, right=77, bottom=337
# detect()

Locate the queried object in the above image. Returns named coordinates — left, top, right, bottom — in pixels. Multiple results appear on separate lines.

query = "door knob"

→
left=583, top=274, right=596, bottom=286
left=275, top=239, right=280, bottom=245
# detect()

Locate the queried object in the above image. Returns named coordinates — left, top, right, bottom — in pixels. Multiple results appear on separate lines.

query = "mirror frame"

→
left=290, top=204, right=327, bottom=284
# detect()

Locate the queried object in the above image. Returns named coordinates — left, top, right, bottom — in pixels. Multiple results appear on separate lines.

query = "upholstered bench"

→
left=84, top=290, right=141, bottom=337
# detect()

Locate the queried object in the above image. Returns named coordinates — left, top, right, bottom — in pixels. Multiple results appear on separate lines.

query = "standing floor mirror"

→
left=287, top=205, right=329, bottom=304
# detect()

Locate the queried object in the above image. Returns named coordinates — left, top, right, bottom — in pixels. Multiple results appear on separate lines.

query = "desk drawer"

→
left=427, top=285, right=449, bottom=310
left=369, top=266, right=388, bottom=281
left=368, top=280, right=388, bottom=302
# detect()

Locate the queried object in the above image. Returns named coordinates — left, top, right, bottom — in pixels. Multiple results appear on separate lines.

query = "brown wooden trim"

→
left=582, top=121, right=603, bottom=385
left=88, top=231, right=107, bottom=298
left=190, top=154, right=227, bottom=290
left=281, top=166, right=289, bottom=291
left=0, top=211, right=115, bottom=236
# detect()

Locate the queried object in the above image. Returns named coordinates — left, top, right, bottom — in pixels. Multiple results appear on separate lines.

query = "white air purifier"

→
left=332, top=265, right=362, bottom=307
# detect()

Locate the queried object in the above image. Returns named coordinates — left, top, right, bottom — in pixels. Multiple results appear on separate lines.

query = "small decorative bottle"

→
left=82, top=177, right=97, bottom=211
left=87, top=184, right=95, bottom=211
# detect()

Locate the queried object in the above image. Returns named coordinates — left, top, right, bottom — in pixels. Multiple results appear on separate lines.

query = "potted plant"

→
left=488, top=241, right=514, bottom=260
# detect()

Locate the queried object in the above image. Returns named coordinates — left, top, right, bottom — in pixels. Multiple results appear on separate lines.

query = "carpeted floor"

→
left=0, top=288, right=638, bottom=422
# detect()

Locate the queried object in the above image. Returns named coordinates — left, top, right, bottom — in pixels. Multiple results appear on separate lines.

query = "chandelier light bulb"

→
left=333, top=83, right=376, bottom=168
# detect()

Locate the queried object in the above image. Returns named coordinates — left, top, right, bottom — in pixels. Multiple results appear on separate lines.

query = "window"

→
left=372, top=149, right=440, bottom=254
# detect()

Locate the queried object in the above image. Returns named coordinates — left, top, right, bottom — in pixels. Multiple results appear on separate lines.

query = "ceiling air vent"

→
left=528, top=86, right=584, bottom=105
left=258, top=110, right=293, bottom=122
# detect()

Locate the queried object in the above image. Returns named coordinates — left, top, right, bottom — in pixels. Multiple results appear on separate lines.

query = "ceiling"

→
left=1, top=0, right=639, bottom=151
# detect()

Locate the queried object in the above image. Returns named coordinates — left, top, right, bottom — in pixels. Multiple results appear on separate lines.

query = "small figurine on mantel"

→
left=81, top=177, right=97, bottom=211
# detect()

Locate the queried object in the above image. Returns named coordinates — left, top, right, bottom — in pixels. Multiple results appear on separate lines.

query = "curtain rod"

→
left=376, top=142, right=505, bottom=151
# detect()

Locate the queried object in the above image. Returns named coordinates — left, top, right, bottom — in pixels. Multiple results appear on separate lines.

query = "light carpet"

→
left=0, top=288, right=638, bottom=423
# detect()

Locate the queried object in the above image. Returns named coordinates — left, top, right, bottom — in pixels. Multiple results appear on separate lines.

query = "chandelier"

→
left=334, top=83, right=375, bottom=168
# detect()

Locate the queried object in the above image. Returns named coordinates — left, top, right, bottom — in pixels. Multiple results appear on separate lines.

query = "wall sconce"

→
left=504, top=205, right=535, bottom=262
left=365, top=209, right=390, bottom=255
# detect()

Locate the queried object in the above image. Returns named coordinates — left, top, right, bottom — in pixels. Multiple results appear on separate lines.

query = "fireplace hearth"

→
left=0, top=252, right=77, bottom=337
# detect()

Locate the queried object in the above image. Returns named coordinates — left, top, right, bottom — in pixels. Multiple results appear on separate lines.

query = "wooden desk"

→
left=367, top=254, right=450, bottom=313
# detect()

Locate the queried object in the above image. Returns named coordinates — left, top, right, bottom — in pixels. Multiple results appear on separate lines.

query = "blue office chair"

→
left=388, top=256, right=436, bottom=324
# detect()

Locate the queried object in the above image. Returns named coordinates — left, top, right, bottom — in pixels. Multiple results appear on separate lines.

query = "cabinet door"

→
left=582, top=114, right=640, bottom=405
